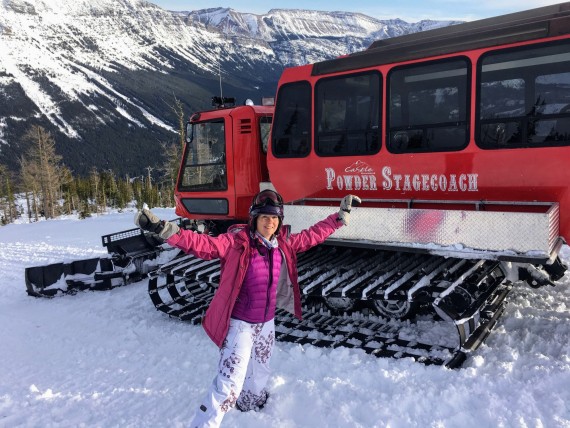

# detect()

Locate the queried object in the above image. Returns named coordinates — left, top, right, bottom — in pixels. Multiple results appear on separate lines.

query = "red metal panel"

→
left=267, top=35, right=570, bottom=241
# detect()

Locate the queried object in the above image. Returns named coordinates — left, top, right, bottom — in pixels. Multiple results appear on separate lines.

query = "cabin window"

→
left=315, top=71, right=381, bottom=156
left=272, top=81, right=311, bottom=158
left=259, top=116, right=272, bottom=154
left=178, top=119, right=227, bottom=191
left=387, top=57, right=470, bottom=153
left=477, top=40, right=570, bottom=149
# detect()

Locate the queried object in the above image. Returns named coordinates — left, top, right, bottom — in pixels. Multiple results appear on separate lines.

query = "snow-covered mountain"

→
left=187, top=8, right=458, bottom=67
left=191, top=9, right=391, bottom=65
left=0, top=0, right=459, bottom=176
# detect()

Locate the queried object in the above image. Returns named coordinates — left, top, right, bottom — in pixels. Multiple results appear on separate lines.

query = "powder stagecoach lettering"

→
left=325, top=162, right=479, bottom=193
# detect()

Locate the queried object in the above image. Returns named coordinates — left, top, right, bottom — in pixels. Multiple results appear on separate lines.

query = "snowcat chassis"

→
left=147, top=246, right=515, bottom=369
left=24, top=200, right=567, bottom=368
left=142, top=199, right=567, bottom=368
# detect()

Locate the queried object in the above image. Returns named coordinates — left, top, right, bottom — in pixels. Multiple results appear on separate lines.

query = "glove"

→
left=134, top=204, right=179, bottom=240
left=337, top=194, right=361, bottom=226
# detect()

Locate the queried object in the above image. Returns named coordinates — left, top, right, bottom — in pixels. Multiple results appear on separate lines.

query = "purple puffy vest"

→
left=231, top=245, right=283, bottom=323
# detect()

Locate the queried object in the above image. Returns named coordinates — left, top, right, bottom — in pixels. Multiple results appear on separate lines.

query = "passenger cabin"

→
left=268, top=3, right=570, bottom=257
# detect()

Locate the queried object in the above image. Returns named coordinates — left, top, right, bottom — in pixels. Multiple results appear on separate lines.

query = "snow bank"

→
left=0, top=210, right=569, bottom=427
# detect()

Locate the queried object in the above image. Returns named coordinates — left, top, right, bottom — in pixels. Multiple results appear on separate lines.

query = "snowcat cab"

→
left=174, top=96, right=274, bottom=235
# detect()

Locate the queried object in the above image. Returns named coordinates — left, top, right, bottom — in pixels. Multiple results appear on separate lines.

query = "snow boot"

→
left=235, top=391, right=269, bottom=412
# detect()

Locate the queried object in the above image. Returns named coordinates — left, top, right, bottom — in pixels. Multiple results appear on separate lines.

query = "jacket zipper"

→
left=264, top=247, right=273, bottom=320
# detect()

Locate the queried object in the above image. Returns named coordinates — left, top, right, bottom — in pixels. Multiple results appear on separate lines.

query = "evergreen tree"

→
left=61, top=168, right=78, bottom=215
left=132, top=176, right=143, bottom=209
left=0, top=164, right=18, bottom=224
left=160, top=141, right=181, bottom=207
left=118, top=175, right=133, bottom=209
left=90, top=167, right=101, bottom=214
left=20, top=126, right=67, bottom=219
left=142, top=166, right=159, bottom=208
left=159, top=94, right=186, bottom=207
left=19, top=156, right=40, bottom=222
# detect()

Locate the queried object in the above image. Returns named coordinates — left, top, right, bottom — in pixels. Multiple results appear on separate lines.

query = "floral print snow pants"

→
left=189, top=318, right=275, bottom=428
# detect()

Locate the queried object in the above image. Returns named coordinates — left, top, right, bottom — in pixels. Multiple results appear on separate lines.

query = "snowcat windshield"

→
left=179, top=119, right=227, bottom=191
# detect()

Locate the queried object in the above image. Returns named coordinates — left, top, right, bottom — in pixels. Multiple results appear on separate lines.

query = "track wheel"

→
left=324, top=297, right=356, bottom=313
left=371, top=296, right=417, bottom=320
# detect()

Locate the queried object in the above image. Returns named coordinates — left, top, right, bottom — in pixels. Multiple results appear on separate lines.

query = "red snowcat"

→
left=26, top=3, right=570, bottom=367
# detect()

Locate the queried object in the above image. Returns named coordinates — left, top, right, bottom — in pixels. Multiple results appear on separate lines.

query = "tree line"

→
left=0, top=98, right=185, bottom=225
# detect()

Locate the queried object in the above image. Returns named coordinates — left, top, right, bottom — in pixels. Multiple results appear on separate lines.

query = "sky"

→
left=1, top=209, right=569, bottom=427
left=149, top=0, right=566, bottom=22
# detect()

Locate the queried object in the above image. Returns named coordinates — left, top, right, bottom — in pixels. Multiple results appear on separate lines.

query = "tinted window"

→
left=272, top=82, right=311, bottom=157
left=315, top=72, right=381, bottom=156
left=259, top=116, right=272, bottom=154
left=178, top=120, right=227, bottom=191
left=387, top=58, right=470, bottom=153
left=477, top=40, right=570, bottom=149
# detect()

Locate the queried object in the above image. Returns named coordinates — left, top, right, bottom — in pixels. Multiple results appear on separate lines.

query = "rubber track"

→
left=147, top=245, right=512, bottom=367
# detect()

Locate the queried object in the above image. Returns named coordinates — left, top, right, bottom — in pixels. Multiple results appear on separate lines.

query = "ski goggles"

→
left=252, top=190, right=283, bottom=208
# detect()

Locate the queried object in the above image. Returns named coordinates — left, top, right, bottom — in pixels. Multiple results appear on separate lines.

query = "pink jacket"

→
left=166, top=213, right=343, bottom=347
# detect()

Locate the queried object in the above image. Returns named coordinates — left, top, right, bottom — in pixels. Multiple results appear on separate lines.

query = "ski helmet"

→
left=249, top=189, right=284, bottom=234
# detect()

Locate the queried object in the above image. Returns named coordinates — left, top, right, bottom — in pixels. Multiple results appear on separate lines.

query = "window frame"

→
left=259, top=115, right=272, bottom=154
left=177, top=118, right=228, bottom=192
left=476, top=39, right=570, bottom=150
left=314, top=70, right=382, bottom=157
left=271, top=81, right=312, bottom=158
left=386, top=56, right=472, bottom=154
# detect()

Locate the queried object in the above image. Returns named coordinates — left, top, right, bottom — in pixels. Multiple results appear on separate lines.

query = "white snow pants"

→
left=189, top=318, right=275, bottom=428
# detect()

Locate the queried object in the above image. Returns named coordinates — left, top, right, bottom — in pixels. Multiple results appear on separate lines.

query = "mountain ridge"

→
left=0, top=0, right=460, bottom=176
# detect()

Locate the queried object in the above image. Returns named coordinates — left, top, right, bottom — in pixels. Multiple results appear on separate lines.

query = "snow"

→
left=1, top=209, right=570, bottom=427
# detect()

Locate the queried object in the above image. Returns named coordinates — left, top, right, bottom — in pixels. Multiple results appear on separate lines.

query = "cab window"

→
left=477, top=40, right=570, bottom=148
left=315, top=71, right=381, bottom=156
left=387, top=57, right=470, bottom=153
left=272, top=82, right=311, bottom=158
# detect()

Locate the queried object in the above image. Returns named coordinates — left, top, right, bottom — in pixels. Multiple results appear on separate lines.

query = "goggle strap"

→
left=253, top=190, right=283, bottom=206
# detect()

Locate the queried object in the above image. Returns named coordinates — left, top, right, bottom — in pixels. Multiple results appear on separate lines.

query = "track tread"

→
left=147, top=245, right=513, bottom=368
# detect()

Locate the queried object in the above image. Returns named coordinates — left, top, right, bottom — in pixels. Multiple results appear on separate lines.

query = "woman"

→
left=135, top=190, right=360, bottom=428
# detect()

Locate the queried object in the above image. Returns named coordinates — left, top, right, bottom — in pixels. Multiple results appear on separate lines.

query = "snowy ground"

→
left=1, top=209, right=569, bottom=428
